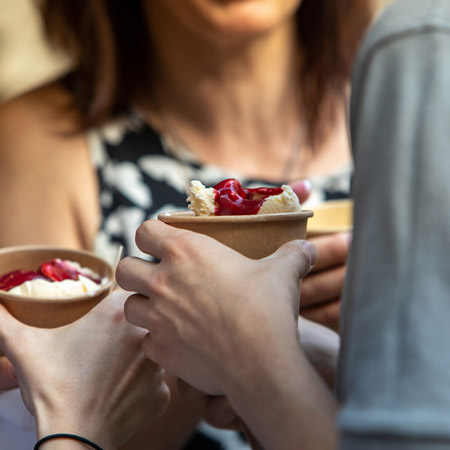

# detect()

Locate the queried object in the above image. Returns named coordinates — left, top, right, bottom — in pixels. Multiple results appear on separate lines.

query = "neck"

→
left=138, top=3, right=327, bottom=182
left=143, top=4, right=301, bottom=139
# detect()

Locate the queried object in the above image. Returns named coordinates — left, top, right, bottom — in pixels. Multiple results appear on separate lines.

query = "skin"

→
left=301, top=232, right=350, bottom=330
left=141, top=0, right=351, bottom=182
left=0, top=0, right=350, bottom=445
left=0, top=291, right=171, bottom=450
left=116, top=220, right=339, bottom=449
left=0, top=357, right=16, bottom=390
left=291, top=180, right=350, bottom=331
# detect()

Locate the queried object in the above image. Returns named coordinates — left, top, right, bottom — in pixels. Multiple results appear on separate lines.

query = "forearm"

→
left=227, top=340, right=338, bottom=450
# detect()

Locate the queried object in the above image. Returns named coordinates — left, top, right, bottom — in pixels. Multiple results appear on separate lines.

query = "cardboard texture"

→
left=158, top=211, right=314, bottom=260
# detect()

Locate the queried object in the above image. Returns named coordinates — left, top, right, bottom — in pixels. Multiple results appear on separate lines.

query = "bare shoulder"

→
left=0, top=82, right=100, bottom=249
left=0, top=81, right=84, bottom=156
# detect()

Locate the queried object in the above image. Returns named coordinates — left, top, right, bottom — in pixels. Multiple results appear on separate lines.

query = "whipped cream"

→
left=8, top=275, right=104, bottom=298
left=257, top=185, right=302, bottom=214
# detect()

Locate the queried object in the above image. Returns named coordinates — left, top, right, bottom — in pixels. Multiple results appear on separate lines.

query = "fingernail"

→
left=300, top=240, right=318, bottom=267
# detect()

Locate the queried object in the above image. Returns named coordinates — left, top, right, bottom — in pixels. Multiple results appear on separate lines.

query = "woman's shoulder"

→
left=0, top=80, right=88, bottom=169
left=0, top=80, right=92, bottom=209
left=0, top=81, right=99, bottom=248
left=0, top=80, right=82, bottom=142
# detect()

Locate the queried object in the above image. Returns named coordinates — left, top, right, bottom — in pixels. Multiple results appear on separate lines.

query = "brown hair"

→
left=39, top=0, right=372, bottom=143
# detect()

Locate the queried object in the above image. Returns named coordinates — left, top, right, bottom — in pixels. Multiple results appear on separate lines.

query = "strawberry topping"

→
left=0, top=270, right=48, bottom=291
left=40, top=259, right=79, bottom=282
left=0, top=258, right=101, bottom=292
left=40, top=259, right=101, bottom=284
left=213, top=178, right=283, bottom=215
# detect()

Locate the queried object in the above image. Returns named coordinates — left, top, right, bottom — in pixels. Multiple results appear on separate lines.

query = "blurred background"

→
left=0, top=0, right=394, bottom=103
left=0, top=0, right=69, bottom=102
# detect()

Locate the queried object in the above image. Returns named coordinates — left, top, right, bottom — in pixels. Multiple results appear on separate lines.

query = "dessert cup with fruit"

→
left=158, top=179, right=313, bottom=259
left=0, top=246, right=114, bottom=328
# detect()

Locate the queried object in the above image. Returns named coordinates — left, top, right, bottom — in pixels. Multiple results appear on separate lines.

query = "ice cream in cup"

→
left=158, top=179, right=313, bottom=260
left=0, top=245, right=114, bottom=328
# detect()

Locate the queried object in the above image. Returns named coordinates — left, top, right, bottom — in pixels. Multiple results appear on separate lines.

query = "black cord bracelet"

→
left=34, top=433, right=104, bottom=450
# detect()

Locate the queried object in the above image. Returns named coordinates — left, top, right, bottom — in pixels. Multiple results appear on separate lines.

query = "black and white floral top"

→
left=88, top=113, right=352, bottom=267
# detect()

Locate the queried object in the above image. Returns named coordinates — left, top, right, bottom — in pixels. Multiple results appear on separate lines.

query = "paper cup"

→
left=306, top=199, right=353, bottom=238
left=158, top=210, right=313, bottom=327
left=158, top=210, right=313, bottom=260
left=0, top=245, right=114, bottom=328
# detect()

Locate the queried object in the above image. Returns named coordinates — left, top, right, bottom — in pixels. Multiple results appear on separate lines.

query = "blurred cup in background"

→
left=306, top=199, right=353, bottom=238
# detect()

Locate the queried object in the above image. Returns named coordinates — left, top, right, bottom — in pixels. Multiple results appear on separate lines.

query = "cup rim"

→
left=158, top=210, right=314, bottom=223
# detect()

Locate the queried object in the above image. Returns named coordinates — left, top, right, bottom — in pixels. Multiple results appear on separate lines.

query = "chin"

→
left=196, top=0, right=300, bottom=43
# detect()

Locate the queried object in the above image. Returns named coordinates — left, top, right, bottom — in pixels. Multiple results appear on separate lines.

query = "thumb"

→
left=0, top=303, right=25, bottom=356
left=264, top=240, right=318, bottom=280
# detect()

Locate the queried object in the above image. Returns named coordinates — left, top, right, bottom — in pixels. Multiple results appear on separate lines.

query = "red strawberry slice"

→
left=0, top=270, right=47, bottom=291
left=39, top=258, right=79, bottom=282
left=39, top=259, right=101, bottom=284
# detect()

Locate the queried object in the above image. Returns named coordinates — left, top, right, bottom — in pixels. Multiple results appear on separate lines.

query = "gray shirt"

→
left=337, top=0, right=450, bottom=448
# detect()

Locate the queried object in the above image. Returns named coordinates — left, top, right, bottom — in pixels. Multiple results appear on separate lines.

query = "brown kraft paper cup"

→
left=158, top=210, right=313, bottom=310
left=0, top=246, right=114, bottom=328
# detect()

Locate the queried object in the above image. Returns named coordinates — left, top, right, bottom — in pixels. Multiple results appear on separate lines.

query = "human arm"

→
left=338, top=2, right=450, bottom=448
left=0, top=290, right=170, bottom=450
left=195, top=315, right=340, bottom=436
left=116, top=220, right=339, bottom=449
left=0, top=85, right=100, bottom=249
left=204, top=318, right=340, bottom=441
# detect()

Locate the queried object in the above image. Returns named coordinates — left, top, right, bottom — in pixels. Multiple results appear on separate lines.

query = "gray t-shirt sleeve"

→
left=337, top=1, right=450, bottom=448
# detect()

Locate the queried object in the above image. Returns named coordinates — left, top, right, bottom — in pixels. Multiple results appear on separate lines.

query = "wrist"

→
left=226, top=339, right=304, bottom=415
left=36, top=437, right=97, bottom=450
left=225, top=341, right=338, bottom=450
left=223, top=319, right=301, bottom=399
left=35, top=410, right=115, bottom=450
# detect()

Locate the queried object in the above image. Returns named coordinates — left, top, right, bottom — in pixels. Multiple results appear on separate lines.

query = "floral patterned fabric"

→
left=88, top=113, right=352, bottom=265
